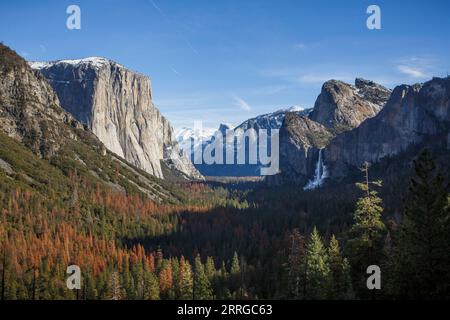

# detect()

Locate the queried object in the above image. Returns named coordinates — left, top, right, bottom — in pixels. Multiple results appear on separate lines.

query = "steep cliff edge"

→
left=309, top=78, right=391, bottom=133
left=325, top=77, right=450, bottom=179
left=0, top=43, right=181, bottom=202
left=0, top=45, right=83, bottom=158
left=277, top=113, right=333, bottom=185
left=275, top=78, right=390, bottom=186
left=29, top=58, right=202, bottom=180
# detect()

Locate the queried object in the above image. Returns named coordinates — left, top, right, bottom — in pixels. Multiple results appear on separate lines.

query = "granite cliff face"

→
left=277, top=113, right=333, bottom=185
left=0, top=44, right=181, bottom=201
left=276, top=78, right=390, bottom=186
left=325, top=77, right=450, bottom=178
left=30, top=58, right=202, bottom=180
left=309, top=78, right=391, bottom=133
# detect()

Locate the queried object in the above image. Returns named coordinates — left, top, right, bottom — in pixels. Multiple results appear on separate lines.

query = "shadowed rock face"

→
left=309, top=78, right=391, bottom=133
left=30, top=58, right=202, bottom=180
left=277, top=113, right=333, bottom=185
left=325, top=77, right=450, bottom=178
left=274, top=78, right=390, bottom=186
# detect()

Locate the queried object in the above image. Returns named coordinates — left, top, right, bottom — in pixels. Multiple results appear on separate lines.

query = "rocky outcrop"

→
left=273, top=78, right=390, bottom=186
left=309, top=78, right=391, bottom=133
left=30, top=58, right=202, bottom=180
left=325, top=77, right=450, bottom=178
left=277, top=113, right=334, bottom=185
left=0, top=44, right=181, bottom=202
left=0, top=45, right=85, bottom=159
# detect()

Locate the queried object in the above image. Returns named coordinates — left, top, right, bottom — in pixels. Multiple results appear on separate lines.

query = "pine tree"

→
left=393, top=150, right=450, bottom=299
left=205, top=257, right=216, bottom=281
left=132, top=263, right=145, bottom=299
left=286, top=229, right=305, bottom=299
left=229, top=251, right=242, bottom=295
left=178, top=257, right=193, bottom=300
left=158, top=261, right=173, bottom=299
left=216, top=261, right=229, bottom=299
left=1, top=249, right=7, bottom=300
left=84, top=272, right=98, bottom=300
left=346, top=163, right=386, bottom=299
left=143, top=272, right=160, bottom=300
left=107, top=271, right=123, bottom=300
left=328, top=235, right=352, bottom=299
left=230, top=252, right=240, bottom=275
left=193, top=255, right=213, bottom=300
left=122, top=259, right=134, bottom=299
left=304, top=227, right=330, bottom=299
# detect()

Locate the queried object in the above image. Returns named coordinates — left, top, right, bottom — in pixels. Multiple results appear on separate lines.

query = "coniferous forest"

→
left=1, top=1, right=450, bottom=303
left=1, top=140, right=449, bottom=299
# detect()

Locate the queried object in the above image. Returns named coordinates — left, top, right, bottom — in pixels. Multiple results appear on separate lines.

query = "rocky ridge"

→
left=325, top=77, right=450, bottom=179
left=309, top=78, right=391, bottom=133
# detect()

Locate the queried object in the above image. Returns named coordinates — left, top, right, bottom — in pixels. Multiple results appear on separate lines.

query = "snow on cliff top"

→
left=28, top=57, right=123, bottom=70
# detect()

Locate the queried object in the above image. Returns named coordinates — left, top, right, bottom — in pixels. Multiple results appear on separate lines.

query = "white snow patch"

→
left=28, top=57, right=123, bottom=70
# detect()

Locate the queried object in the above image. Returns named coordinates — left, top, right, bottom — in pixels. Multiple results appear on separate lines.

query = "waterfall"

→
left=304, top=149, right=328, bottom=190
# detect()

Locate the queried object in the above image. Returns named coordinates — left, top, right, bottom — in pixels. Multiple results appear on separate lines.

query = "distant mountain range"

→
left=176, top=106, right=312, bottom=176
left=177, top=75, right=450, bottom=192
left=2, top=42, right=449, bottom=191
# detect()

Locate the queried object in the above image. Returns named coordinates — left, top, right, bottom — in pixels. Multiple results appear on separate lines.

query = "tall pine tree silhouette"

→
left=393, top=150, right=450, bottom=299
left=346, top=162, right=386, bottom=299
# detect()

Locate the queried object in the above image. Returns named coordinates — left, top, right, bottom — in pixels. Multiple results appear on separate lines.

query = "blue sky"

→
left=1, top=0, right=449, bottom=130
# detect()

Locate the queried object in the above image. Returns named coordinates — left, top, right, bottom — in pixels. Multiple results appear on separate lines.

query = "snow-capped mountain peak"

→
left=234, top=106, right=312, bottom=131
left=29, top=57, right=124, bottom=71
left=175, top=126, right=217, bottom=156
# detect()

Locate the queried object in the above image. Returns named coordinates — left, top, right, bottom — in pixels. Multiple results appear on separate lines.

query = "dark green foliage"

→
left=328, top=235, right=352, bottom=299
left=392, top=150, right=450, bottom=299
left=304, top=227, right=330, bottom=299
left=346, top=167, right=386, bottom=299
left=286, top=229, right=305, bottom=299
left=194, top=255, right=213, bottom=300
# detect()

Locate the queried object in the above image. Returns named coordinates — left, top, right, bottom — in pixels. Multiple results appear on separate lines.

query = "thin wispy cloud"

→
left=260, top=67, right=354, bottom=86
left=395, top=56, right=435, bottom=80
left=155, top=96, right=210, bottom=109
left=293, top=43, right=306, bottom=50
left=397, top=65, right=428, bottom=79
left=170, top=67, right=181, bottom=76
left=260, top=65, right=399, bottom=90
left=293, top=42, right=320, bottom=51
left=233, top=96, right=251, bottom=111
left=297, top=73, right=354, bottom=84
left=39, top=44, right=47, bottom=53
left=249, top=85, right=289, bottom=96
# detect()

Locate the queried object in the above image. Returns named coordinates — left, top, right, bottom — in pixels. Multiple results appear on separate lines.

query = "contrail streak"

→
left=148, top=0, right=199, bottom=55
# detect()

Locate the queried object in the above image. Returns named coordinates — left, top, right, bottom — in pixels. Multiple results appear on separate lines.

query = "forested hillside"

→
left=1, top=132, right=449, bottom=299
left=0, top=43, right=449, bottom=301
